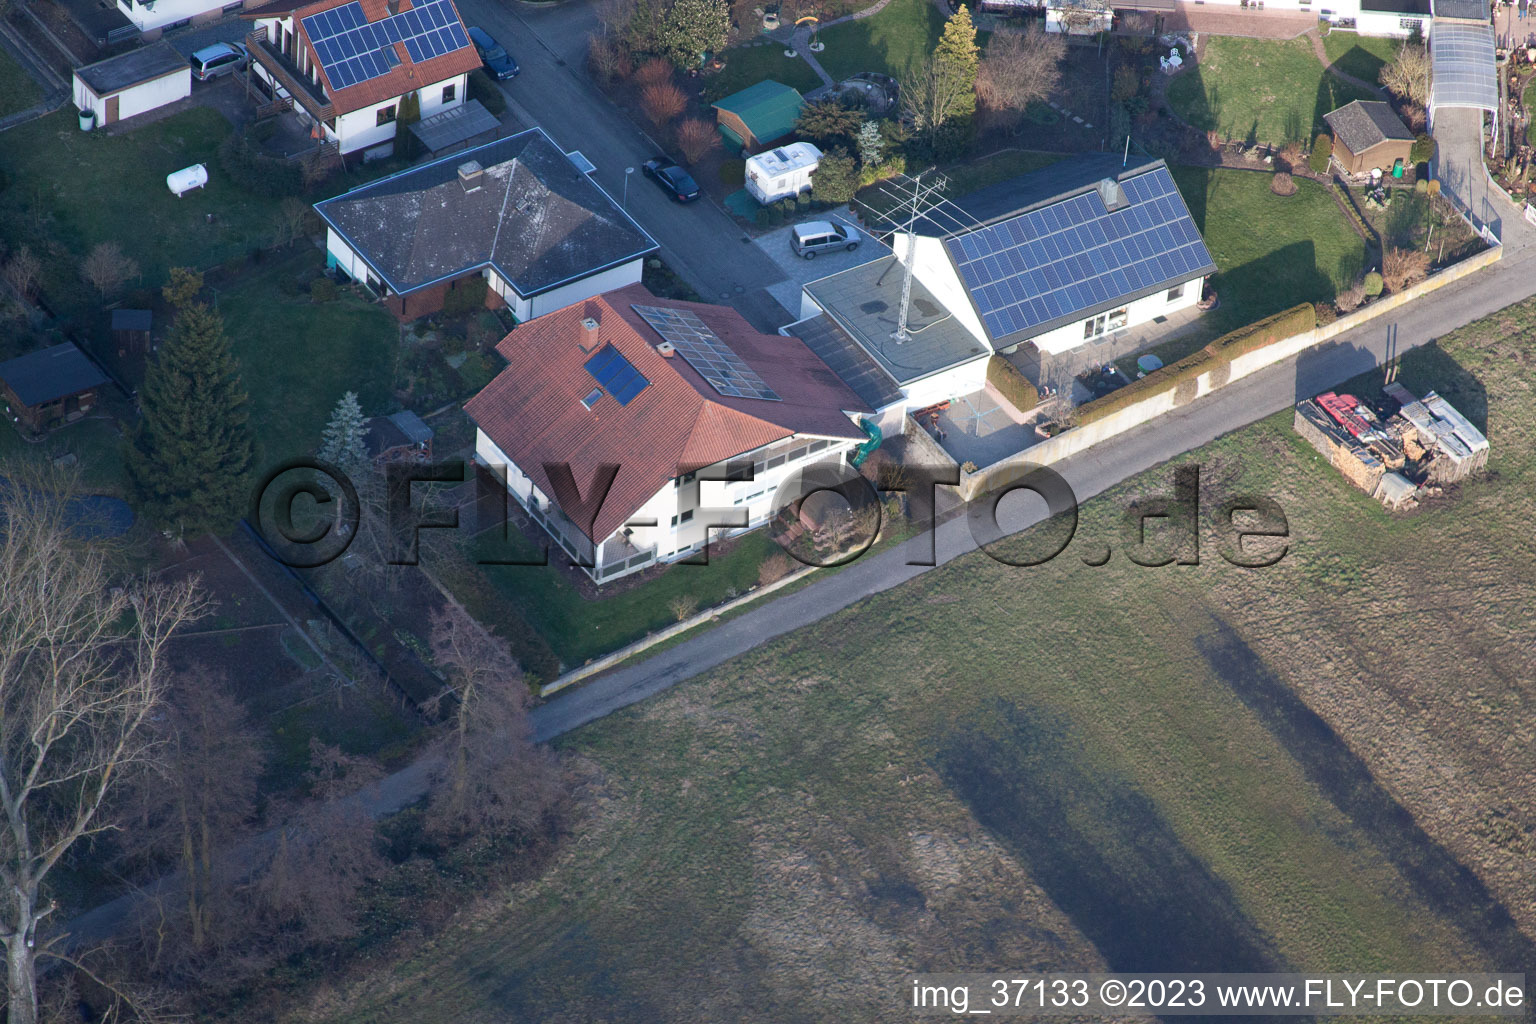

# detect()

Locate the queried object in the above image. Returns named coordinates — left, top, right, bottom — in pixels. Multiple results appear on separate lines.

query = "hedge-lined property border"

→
left=986, top=355, right=1037, bottom=414
left=1071, top=304, right=1316, bottom=426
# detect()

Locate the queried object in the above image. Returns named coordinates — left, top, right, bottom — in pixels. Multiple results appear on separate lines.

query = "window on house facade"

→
left=1083, top=308, right=1129, bottom=340
left=377, top=105, right=396, bottom=126
left=1166, top=283, right=1184, bottom=302
left=674, top=471, right=697, bottom=488
left=669, top=510, right=695, bottom=528
left=442, top=83, right=455, bottom=103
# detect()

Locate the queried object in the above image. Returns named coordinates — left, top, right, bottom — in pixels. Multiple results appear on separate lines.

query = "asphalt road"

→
left=456, top=0, right=797, bottom=329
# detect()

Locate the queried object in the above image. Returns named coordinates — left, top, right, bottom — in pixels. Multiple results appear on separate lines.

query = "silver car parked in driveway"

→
left=790, top=220, right=860, bottom=259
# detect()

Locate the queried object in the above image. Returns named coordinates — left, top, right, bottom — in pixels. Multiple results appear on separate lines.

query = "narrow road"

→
left=455, top=0, right=796, bottom=329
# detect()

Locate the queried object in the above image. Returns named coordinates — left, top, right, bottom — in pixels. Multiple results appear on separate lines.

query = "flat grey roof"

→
left=804, top=256, right=989, bottom=385
left=782, top=314, right=904, bottom=410
left=1430, top=22, right=1498, bottom=111
left=74, top=41, right=188, bottom=96
left=314, top=127, right=658, bottom=298
left=1432, top=0, right=1489, bottom=19
left=408, top=99, right=500, bottom=153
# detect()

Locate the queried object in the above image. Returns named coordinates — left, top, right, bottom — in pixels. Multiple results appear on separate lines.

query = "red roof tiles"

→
left=465, top=285, right=871, bottom=543
left=247, top=0, right=480, bottom=117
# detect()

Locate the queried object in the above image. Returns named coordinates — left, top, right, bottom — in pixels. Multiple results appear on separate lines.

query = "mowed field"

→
left=295, top=302, right=1536, bottom=1022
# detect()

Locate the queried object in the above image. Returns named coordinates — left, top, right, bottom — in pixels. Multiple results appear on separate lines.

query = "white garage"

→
left=73, top=41, right=190, bottom=128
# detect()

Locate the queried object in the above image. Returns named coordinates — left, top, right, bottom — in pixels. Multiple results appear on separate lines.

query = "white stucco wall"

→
left=1023, top=274, right=1206, bottom=356
left=118, top=0, right=240, bottom=33
left=898, top=356, right=993, bottom=410
left=75, top=68, right=190, bottom=123
left=525, top=260, right=645, bottom=320
left=333, top=76, right=465, bottom=155
left=902, top=233, right=990, bottom=346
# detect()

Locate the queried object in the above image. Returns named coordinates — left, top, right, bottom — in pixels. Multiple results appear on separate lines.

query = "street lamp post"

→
left=623, top=166, right=635, bottom=207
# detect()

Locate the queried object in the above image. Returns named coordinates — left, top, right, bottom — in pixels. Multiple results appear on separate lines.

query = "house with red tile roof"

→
left=243, top=0, right=480, bottom=157
left=465, top=284, right=872, bottom=585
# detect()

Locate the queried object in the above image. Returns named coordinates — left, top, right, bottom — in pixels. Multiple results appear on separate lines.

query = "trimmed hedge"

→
left=1204, top=303, right=1316, bottom=361
left=1309, top=133, right=1332, bottom=174
left=1073, top=347, right=1215, bottom=426
left=1072, top=304, right=1315, bottom=427
left=986, top=355, right=1037, bottom=414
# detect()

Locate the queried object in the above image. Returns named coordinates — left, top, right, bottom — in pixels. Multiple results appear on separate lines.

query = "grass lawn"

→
left=0, top=48, right=42, bottom=118
left=0, top=108, right=281, bottom=322
left=432, top=526, right=785, bottom=674
left=1321, top=30, right=1400, bottom=86
left=1174, top=165, right=1366, bottom=329
left=817, top=0, right=945, bottom=83
left=218, top=250, right=401, bottom=473
left=704, top=41, right=824, bottom=102
left=0, top=398, right=132, bottom=495
left=1168, top=36, right=1377, bottom=147
left=306, top=300, right=1536, bottom=1022
left=1526, top=79, right=1536, bottom=146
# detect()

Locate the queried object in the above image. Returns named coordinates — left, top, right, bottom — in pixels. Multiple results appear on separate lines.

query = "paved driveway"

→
left=1433, top=106, right=1533, bottom=250
left=749, top=208, right=892, bottom=314
left=454, top=0, right=798, bottom=331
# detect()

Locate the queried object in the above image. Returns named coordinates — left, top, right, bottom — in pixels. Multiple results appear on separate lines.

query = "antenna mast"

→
left=888, top=171, right=949, bottom=345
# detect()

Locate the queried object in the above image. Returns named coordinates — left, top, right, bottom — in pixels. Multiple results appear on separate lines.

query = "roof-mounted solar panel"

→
left=630, top=305, right=782, bottom=402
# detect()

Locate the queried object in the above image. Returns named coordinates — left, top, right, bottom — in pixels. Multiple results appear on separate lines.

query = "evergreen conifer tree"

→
left=318, top=391, right=369, bottom=474
left=128, top=281, right=256, bottom=537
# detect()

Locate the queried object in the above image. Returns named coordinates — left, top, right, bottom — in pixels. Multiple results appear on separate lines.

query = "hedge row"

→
left=986, top=355, right=1037, bottom=414
left=1204, top=303, right=1316, bottom=361
left=217, top=129, right=305, bottom=198
left=1072, top=303, right=1316, bottom=426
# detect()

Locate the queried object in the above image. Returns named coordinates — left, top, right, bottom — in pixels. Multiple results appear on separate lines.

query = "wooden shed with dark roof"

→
left=0, top=343, right=110, bottom=433
left=1324, top=100, right=1415, bottom=175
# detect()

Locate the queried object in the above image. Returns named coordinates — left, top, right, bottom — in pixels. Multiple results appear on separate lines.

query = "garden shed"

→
left=711, top=80, right=805, bottom=153
left=72, top=41, right=190, bottom=127
left=0, top=343, right=110, bottom=433
left=1324, top=100, right=1415, bottom=174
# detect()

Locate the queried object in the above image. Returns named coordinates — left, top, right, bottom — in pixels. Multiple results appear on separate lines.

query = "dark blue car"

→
left=642, top=158, right=701, bottom=203
left=468, top=26, right=518, bottom=80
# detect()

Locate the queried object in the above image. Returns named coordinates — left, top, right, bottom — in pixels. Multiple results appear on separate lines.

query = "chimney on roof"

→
left=1097, top=177, right=1128, bottom=212
left=578, top=315, right=601, bottom=353
left=656, top=341, right=676, bottom=357
left=458, top=160, right=483, bottom=192
left=386, top=0, right=400, bottom=15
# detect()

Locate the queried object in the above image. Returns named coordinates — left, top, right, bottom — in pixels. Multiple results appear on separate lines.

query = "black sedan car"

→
left=641, top=158, right=701, bottom=203
left=468, top=26, right=519, bottom=80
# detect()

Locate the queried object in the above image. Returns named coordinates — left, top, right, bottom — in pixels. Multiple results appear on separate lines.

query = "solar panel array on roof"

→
left=584, top=345, right=649, bottom=405
left=942, top=166, right=1213, bottom=341
left=631, top=305, right=782, bottom=402
left=302, top=0, right=470, bottom=90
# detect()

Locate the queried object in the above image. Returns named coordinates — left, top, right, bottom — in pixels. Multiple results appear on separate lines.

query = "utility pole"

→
left=885, top=171, right=949, bottom=345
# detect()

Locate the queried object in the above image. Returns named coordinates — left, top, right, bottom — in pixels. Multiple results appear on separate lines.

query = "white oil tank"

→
left=166, top=163, right=208, bottom=198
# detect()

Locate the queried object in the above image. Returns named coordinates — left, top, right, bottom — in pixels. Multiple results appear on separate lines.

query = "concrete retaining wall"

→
left=957, top=244, right=1503, bottom=501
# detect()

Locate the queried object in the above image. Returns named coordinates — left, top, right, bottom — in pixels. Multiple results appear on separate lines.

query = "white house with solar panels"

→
left=791, top=156, right=1217, bottom=419
left=243, top=0, right=481, bottom=159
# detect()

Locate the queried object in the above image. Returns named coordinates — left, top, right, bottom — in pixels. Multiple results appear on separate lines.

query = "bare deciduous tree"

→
left=640, top=80, right=687, bottom=129
left=2, top=245, right=41, bottom=301
left=675, top=118, right=720, bottom=164
left=1380, top=43, right=1431, bottom=107
left=588, top=34, right=632, bottom=82
left=424, top=606, right=561, bottom=842
left=80, top=241, right=140, bottom=299
left=0, top=477, right=206, bottom=1024
left=634, top=56, right=674, bottom=87
left=277, top=197, right=312, bottom=247
left=976, top=25, right=1065, bottom=125
left=901, top=56, right=978, bottom=145
left=126, top=670, right=264, bottom=955
left=251, top=741, right=384, bottom=945
left=1052, top=0, right=1111, bottom=35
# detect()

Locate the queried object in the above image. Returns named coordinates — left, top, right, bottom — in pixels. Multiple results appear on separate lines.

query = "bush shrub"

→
left=310, top=277, right=338, bottom=303
left=1309, top=133, right=1332, bottom=174
left=218, top=129, right=304, bottom=198
left=468, top=70, right=507, bottom=117
left=1313, top=300, right=1338, bottom=325
left=1363, top=271, right=1383, bottom=297
left=1270, top=172, right=1298, bottom=196
left=442, top=275, right=489, bottom=316
left=985, top=355, right=1037, bottom=414
left=1427, top=179, right=1440, bottom=195
left=1414, top=177, right=1429, bottom=193
left=1411, top=133, right=1435, bottom=164
left=719, top=158, right=745, bottom=186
